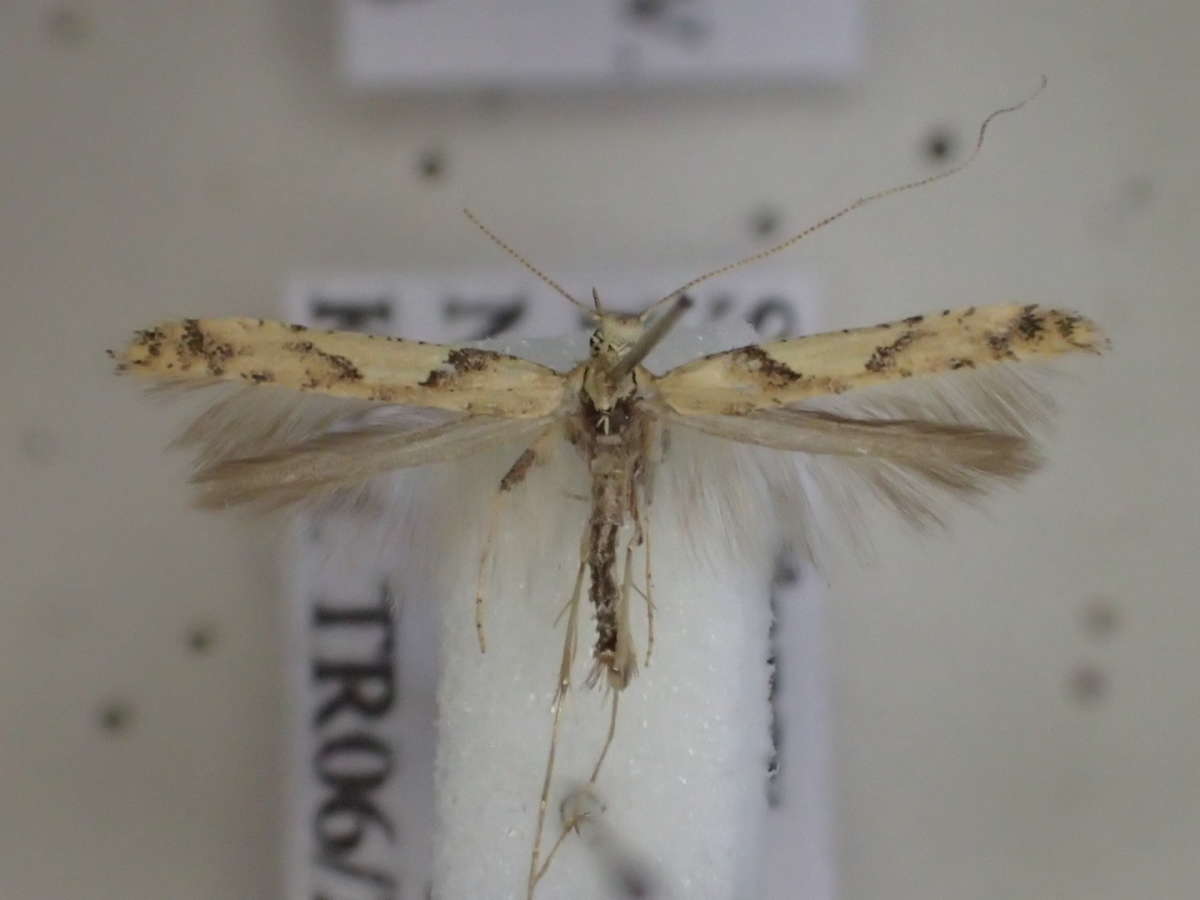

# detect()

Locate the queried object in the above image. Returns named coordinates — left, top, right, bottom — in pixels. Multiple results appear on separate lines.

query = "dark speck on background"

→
left=418, top=148, right=447, bottom=182
left=185, top=622, right=219, bottom=655
left=923, top=126, right=956, bottom=164
left=1081, top=597, right=1119, bottom=639
left=19, top=427, right=60, bottom=465
left=1068, top=664, right=1108, bottom=705
left=44, top=5, right=91, bottom=46
left=750, top=207, right=782, bottom=239
left=98, top=700, right=133, bottom=734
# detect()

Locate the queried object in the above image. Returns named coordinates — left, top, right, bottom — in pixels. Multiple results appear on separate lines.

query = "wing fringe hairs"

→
left=191, top=414, right=555, bottom=510
left=789, top=363, right=1059, bottom=533
left=140, top=380, right=488, bottom=508
left=159, top=383, right=388, bottom=470
left=657, top=363, right=1053, bottom=534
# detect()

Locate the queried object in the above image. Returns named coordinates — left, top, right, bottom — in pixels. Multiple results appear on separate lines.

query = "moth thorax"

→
left=581, top=386, right=636, bottom=437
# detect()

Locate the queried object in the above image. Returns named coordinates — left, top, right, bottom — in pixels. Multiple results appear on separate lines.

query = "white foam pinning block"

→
left=430, top=419, right=776, bottom=899
left=283, top=271, right=832, bottom=899
left=340, top=0, right=862, bottom=89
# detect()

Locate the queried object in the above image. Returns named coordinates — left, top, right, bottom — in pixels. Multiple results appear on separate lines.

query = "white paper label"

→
left=283, top=269, right=832, bottom=899
left=340, top=0, right=862, bottom=89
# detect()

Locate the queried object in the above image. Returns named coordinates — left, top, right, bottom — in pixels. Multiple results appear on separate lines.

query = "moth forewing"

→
left=654, top=303, right=1106, bottom=415
left=115, top=317, right=567, bottom=417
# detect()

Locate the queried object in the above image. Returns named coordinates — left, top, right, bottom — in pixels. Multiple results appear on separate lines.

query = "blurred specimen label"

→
left=340, top=0, right=862, bottom=89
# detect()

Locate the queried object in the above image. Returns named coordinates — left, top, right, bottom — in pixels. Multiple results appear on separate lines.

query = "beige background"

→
left=2, top=1, right=1197, bottom=898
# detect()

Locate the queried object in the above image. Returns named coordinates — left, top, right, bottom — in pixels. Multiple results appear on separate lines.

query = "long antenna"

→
left=463, top=209, right=593, bottom=314
left=651, top=76, right=1048, bottom=308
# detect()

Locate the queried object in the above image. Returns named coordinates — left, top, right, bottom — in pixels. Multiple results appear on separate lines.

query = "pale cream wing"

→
left=655, top=304, right=1106, bottom=415
left=113, top=317, right=566, bottom=418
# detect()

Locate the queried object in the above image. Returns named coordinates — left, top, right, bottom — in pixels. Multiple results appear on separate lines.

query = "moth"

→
left=111, top=80, right=1105, bottom=899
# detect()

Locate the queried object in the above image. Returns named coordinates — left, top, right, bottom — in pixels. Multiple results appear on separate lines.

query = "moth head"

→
left=589, top=308, right=646, bottom=359
left=591, top=294, right=694, bottom=386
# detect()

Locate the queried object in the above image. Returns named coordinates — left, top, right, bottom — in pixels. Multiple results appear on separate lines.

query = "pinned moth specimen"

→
left=111, top=80, right=1106, bottom=899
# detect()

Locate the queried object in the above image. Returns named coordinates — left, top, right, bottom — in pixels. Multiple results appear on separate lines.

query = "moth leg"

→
left=556, top=547, right=588, bottom=703
left=528, top=551, right=588, bottom=899
left=633, top=421, right=661, bottom=668
left=642, top=521, right=655, bottom=668
left=534, top=693, right=620, bottom=889
left=611, top=537, right=639, bottom=689
left=533, top=812, right=578, bottom=892
left=475, top=425, right=558, bottom=653
left=628, top=485, right=655, bottom=670
left=536, top=649, right=624, bottom=890
left=589, top=683, right=621, bottom=784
